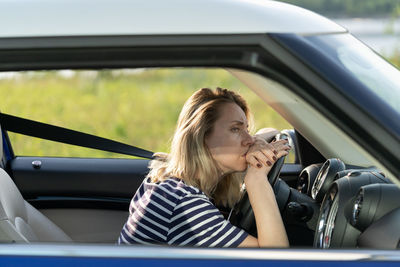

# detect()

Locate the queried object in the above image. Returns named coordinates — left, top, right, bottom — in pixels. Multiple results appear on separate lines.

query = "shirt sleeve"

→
left=167, top=195, right=248, bottom=247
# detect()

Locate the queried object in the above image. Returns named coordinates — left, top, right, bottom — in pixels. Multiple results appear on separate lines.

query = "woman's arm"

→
left=238, top=139, right=290, bottom=248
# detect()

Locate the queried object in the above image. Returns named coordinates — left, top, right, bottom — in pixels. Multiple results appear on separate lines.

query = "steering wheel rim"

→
left=229, top=132, right=288, bottom=235
left=267, top=153, right=286, bottom=186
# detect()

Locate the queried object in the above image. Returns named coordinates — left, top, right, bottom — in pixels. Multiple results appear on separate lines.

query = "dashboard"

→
left=292, top=158, right=400, bottom=249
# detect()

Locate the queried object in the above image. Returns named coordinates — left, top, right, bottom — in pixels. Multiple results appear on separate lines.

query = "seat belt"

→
left=0, top=113, right=154, bottom=159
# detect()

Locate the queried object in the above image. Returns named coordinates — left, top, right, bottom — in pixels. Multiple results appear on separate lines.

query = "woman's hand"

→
left=245, top=138, right=290, bottom=177
left=254, top=127, right=279, bottom=143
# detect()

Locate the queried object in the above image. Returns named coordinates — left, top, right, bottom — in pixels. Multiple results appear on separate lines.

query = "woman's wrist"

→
left=244, top=168, right=270, bottom=188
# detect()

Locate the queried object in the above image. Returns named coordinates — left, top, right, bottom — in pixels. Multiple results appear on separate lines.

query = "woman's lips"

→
left=242, top=148, right=250, bottom=157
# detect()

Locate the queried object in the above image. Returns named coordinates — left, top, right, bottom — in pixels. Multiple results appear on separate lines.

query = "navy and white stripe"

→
left=118, top=177, right=247, bottom=247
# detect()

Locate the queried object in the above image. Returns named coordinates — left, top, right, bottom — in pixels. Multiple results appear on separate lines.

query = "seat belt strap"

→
left=0, top=113, right=154, bottom=159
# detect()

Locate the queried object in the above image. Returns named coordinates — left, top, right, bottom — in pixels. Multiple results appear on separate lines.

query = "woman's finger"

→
left=246, top=155, right=263, bottom=169
left=252, top=150, right=273, bottom=167
left=276, top=149, right=289, bottom=158
left=259, top=144, right=277, bottom=164
left=248, top=141, right=276, bottom=163
left=270, top=139, right=289, bottom=147
left=268, top=141, right=290, bottom=159
left=271, top=141, right=291, bottom=152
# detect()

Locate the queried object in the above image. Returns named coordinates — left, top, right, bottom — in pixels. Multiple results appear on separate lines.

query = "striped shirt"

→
left=118, top=177, right=248, bottom=247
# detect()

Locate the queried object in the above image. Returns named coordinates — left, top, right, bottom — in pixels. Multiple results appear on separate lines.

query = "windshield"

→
left=305, top=33, right=400, bottom=115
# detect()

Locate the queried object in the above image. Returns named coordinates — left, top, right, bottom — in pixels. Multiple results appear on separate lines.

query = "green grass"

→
left=386, top=51, right=400, bottom=69
left=0, top=68, right=291, bottom=158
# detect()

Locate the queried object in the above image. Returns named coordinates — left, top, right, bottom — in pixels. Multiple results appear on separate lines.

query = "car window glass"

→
left=307, top=34, right=400, bottom=115
left=0, top=68, right=294, bottom=160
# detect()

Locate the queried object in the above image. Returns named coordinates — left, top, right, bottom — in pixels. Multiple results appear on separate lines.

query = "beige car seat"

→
left=0, top=126, right=72, bottom=242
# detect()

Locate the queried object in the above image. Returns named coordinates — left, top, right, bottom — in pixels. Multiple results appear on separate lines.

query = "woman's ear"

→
left=254, top=128, right=279, bottom=143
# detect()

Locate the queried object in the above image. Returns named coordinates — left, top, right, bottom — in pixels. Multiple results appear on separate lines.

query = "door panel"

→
left=7, top=156, right=147, bottom=243
left=9, top=157, right=150, bottom=199
left=40, top=209, right=128, bottom=243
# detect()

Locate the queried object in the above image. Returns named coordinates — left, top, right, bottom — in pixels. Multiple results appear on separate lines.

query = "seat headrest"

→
left=0, top=168, right=27, bottom=222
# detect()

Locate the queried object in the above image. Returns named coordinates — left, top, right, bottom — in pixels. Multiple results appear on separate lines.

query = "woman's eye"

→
left=231, top=127, right=240, bottom=132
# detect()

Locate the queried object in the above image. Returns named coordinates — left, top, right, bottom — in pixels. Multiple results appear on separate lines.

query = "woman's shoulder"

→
left=146, top=177, right=207, bottom=200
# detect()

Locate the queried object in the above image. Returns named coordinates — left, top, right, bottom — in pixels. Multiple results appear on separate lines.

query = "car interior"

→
left=0, top=126, right=71, bottom=243
left=0, top=67, right=399, bottom=249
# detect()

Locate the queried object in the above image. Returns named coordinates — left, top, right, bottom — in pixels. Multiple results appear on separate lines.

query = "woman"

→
left=118, top=87, right=290, bottom=247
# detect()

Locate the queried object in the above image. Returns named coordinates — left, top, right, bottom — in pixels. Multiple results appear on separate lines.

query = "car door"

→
left=2, top=123, right=151, bottom=243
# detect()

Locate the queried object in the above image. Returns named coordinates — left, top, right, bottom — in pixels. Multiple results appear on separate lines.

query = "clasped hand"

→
left=245, top=137, right=290, bottom=174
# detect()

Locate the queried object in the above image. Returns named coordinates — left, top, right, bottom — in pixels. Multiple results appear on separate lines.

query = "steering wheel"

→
left=229, top=132, right=288, bottom=236
left=267, top=133, right=287, bottom=186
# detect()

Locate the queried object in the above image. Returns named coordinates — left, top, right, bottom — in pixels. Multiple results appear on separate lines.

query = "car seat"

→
left=0, top=126, right=72, bottom=242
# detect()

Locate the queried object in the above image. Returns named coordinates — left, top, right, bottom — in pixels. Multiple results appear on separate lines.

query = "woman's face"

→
left=205, top=102, right=254, bottom=174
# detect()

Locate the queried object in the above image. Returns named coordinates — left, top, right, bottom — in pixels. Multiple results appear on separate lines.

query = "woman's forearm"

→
left=245, top=172, right=289, bottom=247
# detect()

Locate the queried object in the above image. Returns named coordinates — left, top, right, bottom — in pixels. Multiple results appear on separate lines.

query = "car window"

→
left=306, top=34, right=400, bottom=115
left=0, top=68, right=294, bottom=160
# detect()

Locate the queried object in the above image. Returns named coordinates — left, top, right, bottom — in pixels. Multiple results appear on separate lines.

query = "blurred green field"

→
left=387, top=53, right=400, bottom=69
left=0, top=68, right=291, bottom=158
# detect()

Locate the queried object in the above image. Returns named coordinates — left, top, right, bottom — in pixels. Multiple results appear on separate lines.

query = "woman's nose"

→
left=242, top=132, right=255, bottom=146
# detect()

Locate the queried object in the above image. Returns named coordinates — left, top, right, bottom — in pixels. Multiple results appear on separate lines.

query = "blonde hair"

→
left=147, top=87, right=252, bottom=208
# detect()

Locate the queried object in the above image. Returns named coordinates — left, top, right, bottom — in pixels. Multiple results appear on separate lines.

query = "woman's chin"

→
left=237, top=163, right=248, bottom=172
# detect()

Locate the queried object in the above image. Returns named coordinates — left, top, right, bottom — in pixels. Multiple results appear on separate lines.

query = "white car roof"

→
left=1, top=0, right=346, bottom=38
